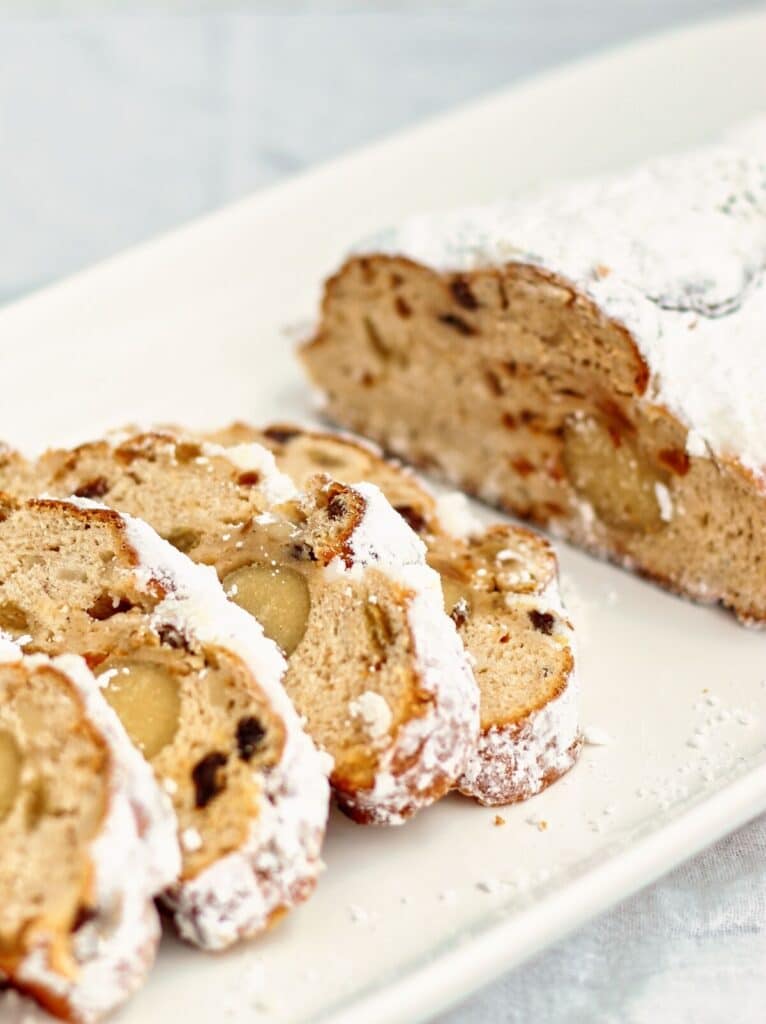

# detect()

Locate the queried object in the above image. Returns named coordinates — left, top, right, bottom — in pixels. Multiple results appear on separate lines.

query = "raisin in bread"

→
left=0, top=643, right=179, bottom=1023
left=2, top=432, right=478, bottom=825
left=300, top=128, right=766, bottom=625
left=0, top=495, right=329, bottom=950
left=208, top=424, right=580, bottom=804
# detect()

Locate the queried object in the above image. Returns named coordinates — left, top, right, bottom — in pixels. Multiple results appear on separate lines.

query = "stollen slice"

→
left=0, top=642, right=179, bottom=1023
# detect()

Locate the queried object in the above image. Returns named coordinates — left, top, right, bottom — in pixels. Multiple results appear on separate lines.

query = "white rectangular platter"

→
left=1, top=9, right=765, bottom=1023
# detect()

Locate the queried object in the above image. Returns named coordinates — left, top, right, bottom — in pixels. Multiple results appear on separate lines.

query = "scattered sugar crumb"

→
left=654, top=482, right=674, bottom=522
left=349, top=691, right=393, bottom=741
left=96, top=667, right=118, bottom=688
left=526, top=814, right=548, bottom=831
left=583, top=725, right=613, bottom=746
left=348, top=904, right=370, bottom=924
left=181, top=827, right=203, bottom=853
left=439, top=889, right=458, bottom=904
left=162, top=777, right=178, bottom=796
left=476, top=879, right=503, bottom=895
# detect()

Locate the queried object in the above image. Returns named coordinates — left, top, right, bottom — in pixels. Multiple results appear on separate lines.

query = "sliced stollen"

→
left=0, top=642, right=179, bottom=1023
left=0, top=494, right=329, bottom=951
left=2, top=432, right=479, bottom=825
left=299, top=124, right=766, bottom=625
left=208, top=424, right=580, bottom=805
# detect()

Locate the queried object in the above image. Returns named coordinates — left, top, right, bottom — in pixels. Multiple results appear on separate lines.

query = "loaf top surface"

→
left=353, top=117, right=766, bottom=478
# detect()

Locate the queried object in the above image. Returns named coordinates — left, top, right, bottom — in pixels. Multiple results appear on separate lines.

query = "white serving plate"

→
left=2, top=9, right=766, bottom=1023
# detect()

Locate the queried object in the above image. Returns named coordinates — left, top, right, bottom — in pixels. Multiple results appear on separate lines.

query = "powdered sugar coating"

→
left=323, top=481, right=480, bottom=825
left=433, top=492, right=483, bottom=539
left=204, top=441, right=299, bottom=506
left=349, top=690, right=393, bottom=743
left=361, top=121, right=766, bottom=478
left=2, top=649, right=179, bottom=1024
left=67, top=497, right=330, bottom=951
left=0, top=634, right=22, bottom=662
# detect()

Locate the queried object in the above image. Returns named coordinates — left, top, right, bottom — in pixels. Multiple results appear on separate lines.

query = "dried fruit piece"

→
left=223, top=563, right=311, bottom=656
left=192, top=751, right=228, bottom=808
left=100, top=660, right=181, bottom=758
left=236, top=716, right=266, bottom=762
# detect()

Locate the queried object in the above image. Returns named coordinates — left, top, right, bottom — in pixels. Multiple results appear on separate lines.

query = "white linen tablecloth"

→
left=0, top=5, right=763, bottom=1022
left=441, top=814, right=766, bottom=1023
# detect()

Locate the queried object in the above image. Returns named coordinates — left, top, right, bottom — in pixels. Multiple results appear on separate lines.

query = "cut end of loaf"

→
left=301, top=252, right=766, bottom=626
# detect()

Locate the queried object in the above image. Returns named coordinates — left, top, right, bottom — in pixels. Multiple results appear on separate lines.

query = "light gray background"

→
left=1, top=3, right=764, bottom=1022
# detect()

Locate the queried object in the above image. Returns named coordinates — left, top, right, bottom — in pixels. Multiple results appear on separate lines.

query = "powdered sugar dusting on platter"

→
left=359, top=119, right=766, bottom=478
left=2, top=650, right=179, bottom=1024
left=66, top=497, right=330, bottom=952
